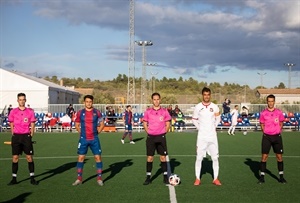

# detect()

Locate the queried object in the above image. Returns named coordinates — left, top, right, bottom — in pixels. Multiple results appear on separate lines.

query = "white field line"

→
left=0, top=154, right=299, bottom=161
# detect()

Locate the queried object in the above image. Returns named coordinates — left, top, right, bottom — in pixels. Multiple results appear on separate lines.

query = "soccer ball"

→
left=168, top=174, right=181, bottom=186
left=243, top=131, right=247, bottom=135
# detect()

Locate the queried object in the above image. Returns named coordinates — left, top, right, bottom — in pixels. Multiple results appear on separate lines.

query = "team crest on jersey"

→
left=24, top=118, right=28, bottom=122
left=93, top=113, right=97, bottom=116
left=210, top=108, right=213, bottom=112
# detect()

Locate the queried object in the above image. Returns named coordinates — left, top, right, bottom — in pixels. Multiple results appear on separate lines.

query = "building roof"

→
left=257, top=89, right=300, bottom=95
left=2, top=68, right=79, bottom=94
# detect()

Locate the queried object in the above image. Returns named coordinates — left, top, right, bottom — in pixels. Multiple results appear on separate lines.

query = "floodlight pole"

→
left=147, top=63, right=158, bottom=93
left=135, top=40, right=153, bottom=105
left=284, top=63, right=296, bottom=88
left=257, top=72, right=266, bottom=88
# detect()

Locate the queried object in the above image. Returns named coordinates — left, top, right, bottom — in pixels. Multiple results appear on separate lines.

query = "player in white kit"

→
left=192, top=87, right=222, bottom=186
left=228, top=105, right=239, bottom=135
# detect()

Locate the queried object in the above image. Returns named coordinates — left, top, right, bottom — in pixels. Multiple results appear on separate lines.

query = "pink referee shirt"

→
left=8, top=107, right=36, bottom=134
left=143, top=107, right=171, bottom=136
left=259, top=108, right=284, bottom=135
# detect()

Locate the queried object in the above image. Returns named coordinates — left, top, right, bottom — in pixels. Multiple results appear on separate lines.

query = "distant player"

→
left=72, top=95, right=105, bottom=186
left=228, top=105, right=239, bottom=135
left=192, top=87, right=222, bottom=186
left=8, top=93, right=38, bottom=185
left=142, top=92, right=171, bottom=185
left=258, top=94, right=286, bottom=184
left=121, top=105, right=135, bottom=144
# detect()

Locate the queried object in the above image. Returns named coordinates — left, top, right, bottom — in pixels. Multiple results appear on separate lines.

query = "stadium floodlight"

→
left=257, top=72, right=266, bottom=88
left=135, top=40, right=153, bottom=105
left=284, top=63, right=296, bottom=89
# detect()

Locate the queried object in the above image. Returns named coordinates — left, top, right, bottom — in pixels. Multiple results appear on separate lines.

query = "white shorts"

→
left=196, top=137, right=219, bottom=158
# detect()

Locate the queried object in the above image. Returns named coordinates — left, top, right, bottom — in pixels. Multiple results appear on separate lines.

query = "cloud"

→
left=4, top=0, right=300, bottom=80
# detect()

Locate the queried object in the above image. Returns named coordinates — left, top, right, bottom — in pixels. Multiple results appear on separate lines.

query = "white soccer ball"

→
left=243, top=131, right=247, bottom=135
left=169, top=174, right=181, bottom=186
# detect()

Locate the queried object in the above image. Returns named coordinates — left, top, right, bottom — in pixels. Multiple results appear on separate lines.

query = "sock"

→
left=76, top=162, right=84, bottom=181
left=96, top=162, right=103, bottom=180
left=260, top=161, right=266, bottom=177
left=12, top=162, right=18, bottom=177
left=278, top=161, right=284, bottom=178
left=129, top=132, right=133, bottom=141
left=146, top=162, right=153, bottom=176
left=232, top=126, right=236, bottom=134
left=161, top=161, right=167, bottom=177
left=195, top=156, right=203, bottom=179
left=122, top=132, right=128, bottom=139
left=28, top=162, right=35, bottom=177
left=212, top=157, right=219, bottom=180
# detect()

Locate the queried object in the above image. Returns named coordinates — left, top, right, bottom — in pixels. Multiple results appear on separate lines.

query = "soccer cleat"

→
left=30, top=178, right=38, bottom=185
left=212, top=179, right=222, bottom=186
left=7, top=178, right=17, bottom=185
left=279, top=177, right=287, bottom=184
left=72, top=179, right=82, bottom=186
left=163, top=176, right=169, bottom=185
left=194, top=178, right=201, bottom=186
left=130, top=141, right=135, bottom=144
left=121, top=139, right=124, bottom=144
left=232, top=133, right=235, bottom=136
left=227, top=132, right=231, bottom=135
left=257, top=177, right=265, bottom=184
left=97, top=179, right=104, bottom=186
left=143, top=177, right=151, bottom=185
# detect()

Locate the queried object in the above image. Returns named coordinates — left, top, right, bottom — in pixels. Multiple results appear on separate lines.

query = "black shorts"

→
left=146, top=134, right=168, bottom=156
left=11, top=134, right=34, bottom=155
left=261, top=134, right=283, bottom=154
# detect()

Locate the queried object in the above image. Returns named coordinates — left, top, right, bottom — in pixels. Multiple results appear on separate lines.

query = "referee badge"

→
left=159, top=116, right=164, bottom=121
left=24, top=118, right=28, bottom=122
left=275, top=118, right=278, bottom=123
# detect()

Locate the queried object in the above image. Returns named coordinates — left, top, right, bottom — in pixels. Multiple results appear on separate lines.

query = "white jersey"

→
left=192, top=102, right=219, bottom=139
left=230, top=109, right=238, bottom=124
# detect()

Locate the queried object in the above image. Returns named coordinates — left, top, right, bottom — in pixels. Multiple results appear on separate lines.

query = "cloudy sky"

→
left=1, top=0, right=299, bottom=88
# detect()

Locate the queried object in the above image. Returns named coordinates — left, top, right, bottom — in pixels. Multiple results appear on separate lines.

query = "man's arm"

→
left=260, top=123, right=265, bottom=133
left=214, top=112, right=221, bottom=127
left=143, top=121, right=148, bottom=134
left=75, top=122, right=81, bottom=134
left=97, top=120, right=105, bottom=133
left=165, top=121, right=170, bottom=133
left=30, top=122, right=35, bottom=136
left=9, top=122, right=14, bottom=135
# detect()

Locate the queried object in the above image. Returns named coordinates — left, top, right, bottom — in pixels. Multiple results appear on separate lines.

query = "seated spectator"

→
left=174, top=105, right=181, bottom=116
left=240, top=106, right=249, bottom=118
left=106, top=106, right=116, bottom=125
left=43, top=113, right=52, bottom=132
left=176, top=111, right=185, bottom=132
left=167, top=105, right=177, bottom=117
left=60, top=114, right=72, bottom=132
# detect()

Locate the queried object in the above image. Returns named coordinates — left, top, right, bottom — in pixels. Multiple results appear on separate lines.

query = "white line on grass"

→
left=0, top=154, right=299, bottom=161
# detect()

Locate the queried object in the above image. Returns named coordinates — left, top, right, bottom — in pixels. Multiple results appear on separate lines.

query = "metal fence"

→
left=1, top=103, right=299, bottom=115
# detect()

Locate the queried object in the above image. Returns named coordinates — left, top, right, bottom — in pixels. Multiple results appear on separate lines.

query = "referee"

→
left=258, top=94, right=287, bottom=184
left=8, top=93, right=38, bottom=185
left=142, top=92, right=171, bottom=185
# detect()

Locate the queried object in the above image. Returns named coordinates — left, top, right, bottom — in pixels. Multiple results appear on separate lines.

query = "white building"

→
left=256, top=89, right=300, bottom=104
left=0, top=68, right=80, bottom=113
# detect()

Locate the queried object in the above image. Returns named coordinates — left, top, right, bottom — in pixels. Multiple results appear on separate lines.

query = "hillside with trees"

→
left=44, top=74, right=288, bottom=104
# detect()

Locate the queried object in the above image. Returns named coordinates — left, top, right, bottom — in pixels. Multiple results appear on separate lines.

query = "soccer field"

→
left=0, top=131, right=299, bottom=203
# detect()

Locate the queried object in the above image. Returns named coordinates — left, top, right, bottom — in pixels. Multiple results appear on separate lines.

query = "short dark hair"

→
left=201, top=87, right=211, bottom=94
left=151, top=92, right=161, bottom=99
left=266, top=94, right=275, bottom=101
left=126, top=105, right=131, bottom=108
left=17, top=93, right=26, bottom=98
left=84, top=95, right=94, bottom=101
